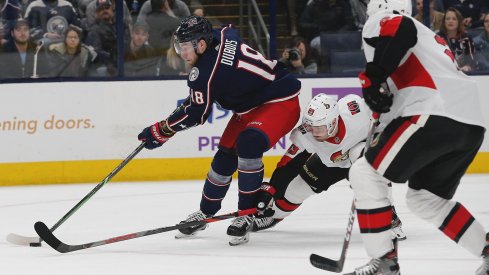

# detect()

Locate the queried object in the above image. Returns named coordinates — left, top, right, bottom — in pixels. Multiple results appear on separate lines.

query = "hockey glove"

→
left=359, top=63, right=393, bottom=114
left=138, top=121, right=175, bottom=150
left=255, top=182, right=276, bottom=218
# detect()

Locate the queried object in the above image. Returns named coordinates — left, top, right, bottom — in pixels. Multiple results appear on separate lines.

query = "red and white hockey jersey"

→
left=289, top=94, right=371, bottom=168
left=362, top=10, right=485, bottom=129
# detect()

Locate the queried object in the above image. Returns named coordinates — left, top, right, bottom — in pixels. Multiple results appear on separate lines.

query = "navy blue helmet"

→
left=174, top=16, right=213, bottom=46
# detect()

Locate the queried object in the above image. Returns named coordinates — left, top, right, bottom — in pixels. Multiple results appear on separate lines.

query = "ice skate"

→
left=391, top=216, right=407, bottom=241
left=175, top=210, right=208, bottom=239
left=252, top=217, right=282, bottom=232
left=476, top=233, right=489, bottom=275
left=227, top=215, right=254, bottom=246
left=344, top=250, right=400, bottom=275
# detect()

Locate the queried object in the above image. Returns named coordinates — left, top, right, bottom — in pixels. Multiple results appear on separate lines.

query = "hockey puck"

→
left=29, top=242, right=42, bottom=247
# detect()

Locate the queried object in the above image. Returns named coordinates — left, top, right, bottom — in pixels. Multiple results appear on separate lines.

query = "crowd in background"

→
left=1, top=0, right=489, bottom=79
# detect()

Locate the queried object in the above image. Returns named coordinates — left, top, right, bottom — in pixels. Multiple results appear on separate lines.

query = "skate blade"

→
left=228, top=234, right=249, bottom=246
left=174, top=225, right=208, bottom=239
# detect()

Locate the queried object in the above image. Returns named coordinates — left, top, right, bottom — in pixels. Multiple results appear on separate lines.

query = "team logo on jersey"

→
left=330, top=150, right=349, bottom=163
left=189, top=67, right=199, bottom=81
left=287, top=144, right=299, bottom=156
left=347, top=100, right=360, bottom=115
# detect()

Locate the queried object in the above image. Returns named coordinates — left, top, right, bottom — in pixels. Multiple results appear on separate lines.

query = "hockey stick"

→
left=35, top=208, right=257, bottom=253
left=310, top=112, right=380, bottom=272
left=310, top=200, right=356, bottom=272
left=7, top=142, right=146, bottom=247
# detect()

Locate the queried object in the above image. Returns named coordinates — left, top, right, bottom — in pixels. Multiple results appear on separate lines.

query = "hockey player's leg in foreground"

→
left=348, top=117, right=485, bottom=275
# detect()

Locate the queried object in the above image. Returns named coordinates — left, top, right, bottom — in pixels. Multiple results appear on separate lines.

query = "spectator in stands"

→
left=157, top=34, right=188, bottom=75
left=47, top=24, right=97, bottom=77
left=24, top=0, right=81, bottom=42
left=415, top=0, right=445, bottom=32
left=350, top=0, right=368, bottom=30
left=474, top=13, right=489, bottom=71
left=0, top=18, right=48, bottom=78
left=83, top=0, right=132, bottom=30
left=141, top=0, right=179, bottom=55
left=300, top=0, right=355, bottom=55
left=443, top=0, right=481, bottom=28
left=279, top=36, right=318, bottom=74
left=124, top=21, right=159, bottom=76
left=437, top=7, right=476, bottom=72
left=1, top=0, right=23, bottom=42
left=190, top=4, right=222, bottom=27
left=86, top=0, right=129, bottom=76
left=137, top=0, right=189, bottom=22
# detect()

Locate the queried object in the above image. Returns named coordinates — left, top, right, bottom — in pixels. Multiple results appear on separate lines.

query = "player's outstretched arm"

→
left=137, top=120, right=175, bottom=150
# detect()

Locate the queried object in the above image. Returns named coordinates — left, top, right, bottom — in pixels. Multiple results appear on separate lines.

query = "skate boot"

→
left=252, top=217, right=282, bottom=232
left=227, top=215, right=254, bottom=246
left=476, top=233, right=489, bottom=275
left=344, top=250, right=400, bottom=275
left=391, top=215, right=407, bottom=241
left=175, top=210, right=208, bottom=239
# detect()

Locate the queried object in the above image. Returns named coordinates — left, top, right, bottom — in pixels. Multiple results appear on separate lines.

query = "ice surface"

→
left=1, top=175, right=488, bottom=275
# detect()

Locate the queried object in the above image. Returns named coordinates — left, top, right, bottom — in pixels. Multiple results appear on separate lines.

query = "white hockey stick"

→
left=6, top=143, right=145, bottom=247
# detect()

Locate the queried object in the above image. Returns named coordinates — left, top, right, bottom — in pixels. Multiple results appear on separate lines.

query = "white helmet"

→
left=366, top=0, right=412, bottom=17
left=302, top=94, right=339, bottom=137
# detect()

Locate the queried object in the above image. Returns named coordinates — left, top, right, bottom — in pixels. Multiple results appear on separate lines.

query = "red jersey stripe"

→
left=391, top=54, right=437, bottom=90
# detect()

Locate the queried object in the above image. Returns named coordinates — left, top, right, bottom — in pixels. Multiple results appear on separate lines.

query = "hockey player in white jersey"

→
left=253, top=93, right=406, bottom=241
left=345, top=0, right=488, bottom=274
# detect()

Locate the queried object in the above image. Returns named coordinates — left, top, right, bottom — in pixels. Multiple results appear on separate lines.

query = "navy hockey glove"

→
left=138, top=121, right=175, bottom=150
left=359, top=63, right=393, bottom=114
left=255, top=182, right=276, bottom=218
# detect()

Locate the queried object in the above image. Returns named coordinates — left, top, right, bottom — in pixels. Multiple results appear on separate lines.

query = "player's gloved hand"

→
left=255, top=182, right=276, bottom=218
left=359, top=63, right=393, bottom=114
left=138, top=121, right=175, bottom=150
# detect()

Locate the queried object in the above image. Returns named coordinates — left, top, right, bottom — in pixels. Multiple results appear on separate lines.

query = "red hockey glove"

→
left=138, top=121, right=175, bottom=150
left=255, top=182, right=276, bottom=217
left=359, top=63, right=393, bottom=114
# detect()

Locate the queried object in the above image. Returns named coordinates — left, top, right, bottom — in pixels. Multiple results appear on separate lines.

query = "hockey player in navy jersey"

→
left=252, top=93, right=406, bottom=241
left=137, top=16, right=301, bottom=246
left=345, top=0, right=487, bottom=274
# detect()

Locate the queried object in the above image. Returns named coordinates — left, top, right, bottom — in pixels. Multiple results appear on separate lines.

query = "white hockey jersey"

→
left=362, top=11, right=485, bottom=129
left=289, top=94, right=371, bottom=168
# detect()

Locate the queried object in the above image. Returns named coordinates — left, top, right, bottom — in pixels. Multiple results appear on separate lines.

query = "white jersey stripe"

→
left=377, top=115, right=429, bottom=174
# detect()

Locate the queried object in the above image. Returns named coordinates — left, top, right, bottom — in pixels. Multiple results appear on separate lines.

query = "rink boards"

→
left=1, top=77, right=488, bottom=186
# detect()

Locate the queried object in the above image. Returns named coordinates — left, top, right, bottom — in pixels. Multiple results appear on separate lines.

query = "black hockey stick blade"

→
left=34, top=222, right=69, bottom=252
left=35, top=208, right=257, bottom=253
left=310, top=253, right=344, bottom=273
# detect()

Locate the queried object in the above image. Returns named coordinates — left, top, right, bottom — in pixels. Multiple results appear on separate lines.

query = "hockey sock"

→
left=200, top=149, right=237, bottom=216
left=237, top=157, right=264, bottom=210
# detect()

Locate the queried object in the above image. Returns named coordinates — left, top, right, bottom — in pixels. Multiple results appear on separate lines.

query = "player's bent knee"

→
left=212, top=149, right=238, bottom=176
left=236, top=129, right=269, bottom=159
left=406, top=188, right=452, bottom=221
left=349, top=157, right=376, bottom=191
left=283, top=175, right=316, bottom=204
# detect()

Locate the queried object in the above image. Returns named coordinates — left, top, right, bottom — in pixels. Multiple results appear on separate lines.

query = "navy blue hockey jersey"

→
left=166, top=25, right=301, bottom=132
